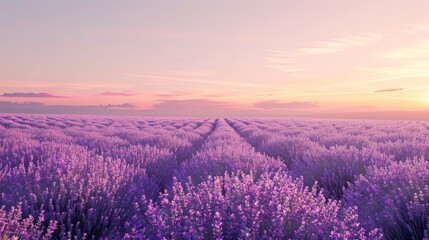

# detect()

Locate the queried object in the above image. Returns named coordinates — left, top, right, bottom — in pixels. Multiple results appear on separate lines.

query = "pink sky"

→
left=2, top=1, right=429, bottom=118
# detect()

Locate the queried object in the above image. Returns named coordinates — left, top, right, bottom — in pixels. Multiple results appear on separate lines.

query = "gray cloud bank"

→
left=0, top=102, right=136, bottom=116
left=1, top=92, right=68, bottom=98
left=1, top=99, right=429, bottom=120
left=0, top=99, right=313, bottom=117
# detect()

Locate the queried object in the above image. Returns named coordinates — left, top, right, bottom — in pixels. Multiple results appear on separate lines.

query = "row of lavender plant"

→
left=228, top=118, right=429, bottom=238
left=126, top=119, right=381, bottom=239
left=1, top=114, right=428, bottom=238
left=0, top=115, right=215, bottom=239
left=174, top=119, right=286, bottom=185
left=235, top=118, right=429, bottom=161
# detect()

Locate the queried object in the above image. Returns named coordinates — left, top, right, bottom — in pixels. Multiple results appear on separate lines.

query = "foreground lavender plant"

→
left=1, top=114, right=429, bottom=239
left=0, top=204, right=57, bottom=240
left=292, top=144, right=391, bottom=199
left=344, top=158, right=429, bottom=239
left=133, top=172, right=382, bottom=239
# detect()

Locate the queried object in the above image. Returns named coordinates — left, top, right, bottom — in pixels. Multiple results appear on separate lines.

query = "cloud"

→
left=0, top=99, right=316, bottom=117
left=401, top=22, right=429, bottom=34
left=380, top=40, right=429, bottom=60
left=0, top=101, right=136, bottom=116
left=146, top=99, right=319, bottom=117
left=155, top=91, right=189, bottom=98
left=266, top=33, right=382, bottom=73
left=1, top=92, right=68, bottom=98
left=254, top=100, right=320, bottom=109
left=0, top=81, right=133, bottom=90
left=105, top=103, right=135, bottom=108
left=296, top=33, right=382, bottom=55
left=375, top=88, right=404, bottom=93
left=99, top=92, right=138, bottom=97
left=2, top=100, right=429, bottom=120
left=121, top=73, right=266, bottom=89
left=358, top=61, right=429, bottom=84
left=0, top=100, right=237, bottom=116
left=148, top=99, right=240, bottom=116
left=264, top=51, right=307, bottom=73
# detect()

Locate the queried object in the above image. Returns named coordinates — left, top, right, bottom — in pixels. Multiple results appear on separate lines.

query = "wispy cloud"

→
left=264, top=51, right=307, bottom=73
left=98, top=91, right=138, bottom=97
left=295, top=33, right=382, bottom=55
left=266, top=33, right=382, bottom=73
left=155, top=91, right=189, bottom=98
left=254, top=100, right=319, bottom=109
left=120, top=73, right=269, bottom=89
left=380, top=40, right=429, bottom=60
left=1, top=92, right=68, bottom=98
left=356, top=39, right=429, bottom=84
left=358, top=61, right=429, bottom=84
left=401, top=22, right=429, bottom=34
left=375, top=88, right=404, bottom=93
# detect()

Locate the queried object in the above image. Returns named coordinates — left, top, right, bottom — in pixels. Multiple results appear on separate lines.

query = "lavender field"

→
left=1, top=114, right=428, bottom=239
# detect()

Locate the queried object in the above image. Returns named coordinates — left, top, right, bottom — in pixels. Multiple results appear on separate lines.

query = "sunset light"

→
left=1, top=1, right=429, bottom=119
left=2, top=2, right=429, bottom=239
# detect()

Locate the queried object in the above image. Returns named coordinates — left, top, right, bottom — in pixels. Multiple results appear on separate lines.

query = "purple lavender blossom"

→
left=1, top=114, right=428, bottom=238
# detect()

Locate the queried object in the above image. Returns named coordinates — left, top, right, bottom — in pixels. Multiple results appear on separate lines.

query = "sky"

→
left=2, top=1, right=429, bottom=118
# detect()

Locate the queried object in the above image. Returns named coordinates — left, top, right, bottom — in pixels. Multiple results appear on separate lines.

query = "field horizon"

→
left=2, top=1, right=429, bottom=239
left=2, top=111, right=429, bottom=121
left=1, top=114, right=429, bottom=239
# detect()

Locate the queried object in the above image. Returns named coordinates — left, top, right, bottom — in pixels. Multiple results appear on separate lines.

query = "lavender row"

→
left=130, top=120, right=379, bottom=238
left=1, top=115, right=429, bottom=238
left=174, top=119, right=286, bottom=185
left=0, top=115, right=215, bottom=238
left=227, top=118, right=429, bottom=238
